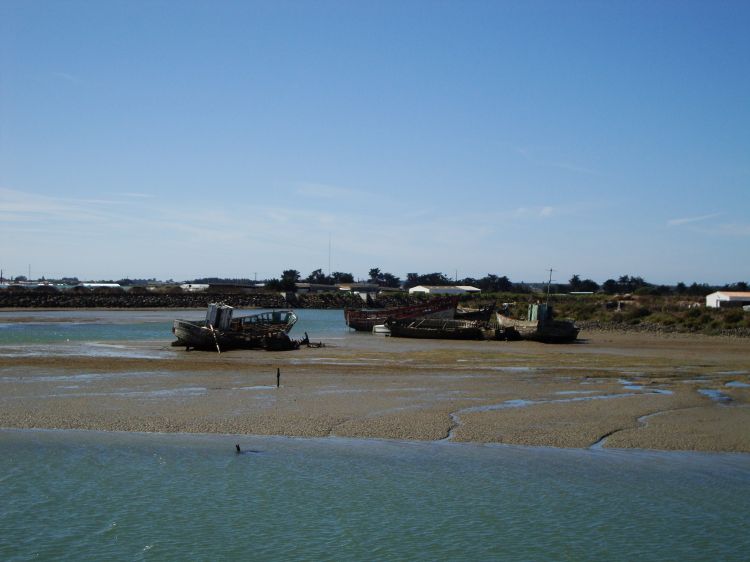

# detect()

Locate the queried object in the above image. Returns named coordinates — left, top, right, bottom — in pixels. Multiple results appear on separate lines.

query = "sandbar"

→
left=1, top=331, right=748, bottom=452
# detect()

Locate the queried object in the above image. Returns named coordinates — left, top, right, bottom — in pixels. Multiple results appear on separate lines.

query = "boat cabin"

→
left=527, top=303, right=554, bottom=323
left=206, top=303, right=233, bottom=330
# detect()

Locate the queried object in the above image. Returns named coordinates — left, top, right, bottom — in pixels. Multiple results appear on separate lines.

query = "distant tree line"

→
left=548, top=274, right=748, bottom=297
left=13, top=270, right=746, bottom=298
left=589, top=275, right=748, bottom=297
left=187, top=277, right=256, bottom=285
left=257, top=268, right=748, bottom=297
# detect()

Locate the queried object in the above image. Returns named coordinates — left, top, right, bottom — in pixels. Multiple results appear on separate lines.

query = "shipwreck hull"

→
left=524, top=322, right=580, bottom=343
left=493, top=312, right=579, bottom=344
left=344, top=296, right=459, bottom=332
left=172, top=305, right=298, bottom=351
left=172, top=320, right=268, bottom=350
left=386, top=318, right=492, bottom=340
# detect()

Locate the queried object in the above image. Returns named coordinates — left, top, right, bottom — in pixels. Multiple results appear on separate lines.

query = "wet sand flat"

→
left=1, top=331, right=748, bottom=451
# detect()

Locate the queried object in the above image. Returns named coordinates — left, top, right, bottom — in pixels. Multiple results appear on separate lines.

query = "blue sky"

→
left=1, top=1, right=748, bottom=284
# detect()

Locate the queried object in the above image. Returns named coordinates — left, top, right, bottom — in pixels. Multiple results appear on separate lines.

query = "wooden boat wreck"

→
left=454, top=302, right=496, bottom=321
left=172, top=303, right=298, bottom=352
left=386, top=317, right=494, bottom=340
left=492, top=303, right=579, bottom=343
left=344, top=296, right=459, bottom=332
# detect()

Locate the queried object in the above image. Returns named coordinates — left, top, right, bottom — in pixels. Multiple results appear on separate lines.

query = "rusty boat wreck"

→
left=172, top=303, right=298, bottom=352
left=386, top=317, right=495, bottom=340
left=344, top=295, right=459, bottom=332
left=493, top=303, right=579, bottom=343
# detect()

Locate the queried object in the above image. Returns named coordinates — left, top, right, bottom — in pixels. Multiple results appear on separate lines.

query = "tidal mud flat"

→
left=1, top=330, right=748, bottom=452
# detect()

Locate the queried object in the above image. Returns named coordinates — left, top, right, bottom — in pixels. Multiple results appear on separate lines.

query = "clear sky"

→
left=1, top=1, right=748, bottom=285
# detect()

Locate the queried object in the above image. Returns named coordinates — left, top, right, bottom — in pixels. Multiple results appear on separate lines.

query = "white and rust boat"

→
left=172, top=303, right=298, bottom=351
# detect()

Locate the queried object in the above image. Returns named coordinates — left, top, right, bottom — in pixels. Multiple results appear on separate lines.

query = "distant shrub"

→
left=649, top=312, right=677, bottom=326
left=625, top=307, right=651, bottom=320
left=686, top=307, right=703, bottom=318
left=723, top=309, right=745, bottom=324
left=634, top=286, right=660, bottom=296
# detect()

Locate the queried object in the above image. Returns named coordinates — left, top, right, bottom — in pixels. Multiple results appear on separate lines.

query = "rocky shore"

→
left=0, top=290, right=386, bottom=310
left=577, top=320, right=750, bottom=338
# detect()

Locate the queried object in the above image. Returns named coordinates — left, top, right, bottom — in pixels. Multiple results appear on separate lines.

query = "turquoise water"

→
left=0, top=309, right=350, bottom=345
left=2, top=430, right=749, bottom=561
left=1, top=310, right=750, bottom=560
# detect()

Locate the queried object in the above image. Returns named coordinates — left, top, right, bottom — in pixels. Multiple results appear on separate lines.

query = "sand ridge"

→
left=0, top=331, right=748, bottom=451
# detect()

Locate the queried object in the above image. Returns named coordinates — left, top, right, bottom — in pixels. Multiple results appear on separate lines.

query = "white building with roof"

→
left=180, top=283, right=209, bottom=292
left=80, top=283, right=122, bottom=289
left=705, top=291, right=750, bottom=308
left=408, top=285, right=480, bottom=295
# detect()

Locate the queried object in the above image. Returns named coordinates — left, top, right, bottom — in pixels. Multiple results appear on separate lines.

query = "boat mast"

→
left=545, top=268, right=554, bottom=306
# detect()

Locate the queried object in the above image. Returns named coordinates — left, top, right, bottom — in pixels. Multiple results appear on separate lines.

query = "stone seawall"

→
left=0, top=290, right=419, bottom=310
left=577, top=320, right=750, bottom=338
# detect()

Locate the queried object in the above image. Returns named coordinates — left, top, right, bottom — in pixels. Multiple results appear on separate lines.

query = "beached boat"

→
left=172, top=303, right=298, bottom=351
left=492, top=303, right=579, bottom=343
left=386, top=317, right=494, bottom=340
left=344, top=296, right=459, bottom=332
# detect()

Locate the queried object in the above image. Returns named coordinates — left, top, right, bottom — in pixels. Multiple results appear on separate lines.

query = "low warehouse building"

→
left=408, top=285, right=481, bottom=295
left=705, top=291, right=750, bottom=308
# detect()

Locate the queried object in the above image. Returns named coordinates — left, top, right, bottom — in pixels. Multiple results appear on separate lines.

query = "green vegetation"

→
left=462, top=293, right=750, bottom=336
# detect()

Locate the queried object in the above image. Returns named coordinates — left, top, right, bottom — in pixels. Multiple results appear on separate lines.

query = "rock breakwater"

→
left=0, top=289, right=419, bottom=310
left=577, top=320, right=750, bottom=338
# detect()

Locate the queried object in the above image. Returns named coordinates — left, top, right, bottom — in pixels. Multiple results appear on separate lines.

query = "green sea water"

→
left=2, top=430, right=749, bottom=561
left=1, top=310, right=749, bottom=560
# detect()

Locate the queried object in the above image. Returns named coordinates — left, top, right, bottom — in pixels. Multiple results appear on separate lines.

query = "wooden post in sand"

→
left=276, top=368, right=280, bottom=388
